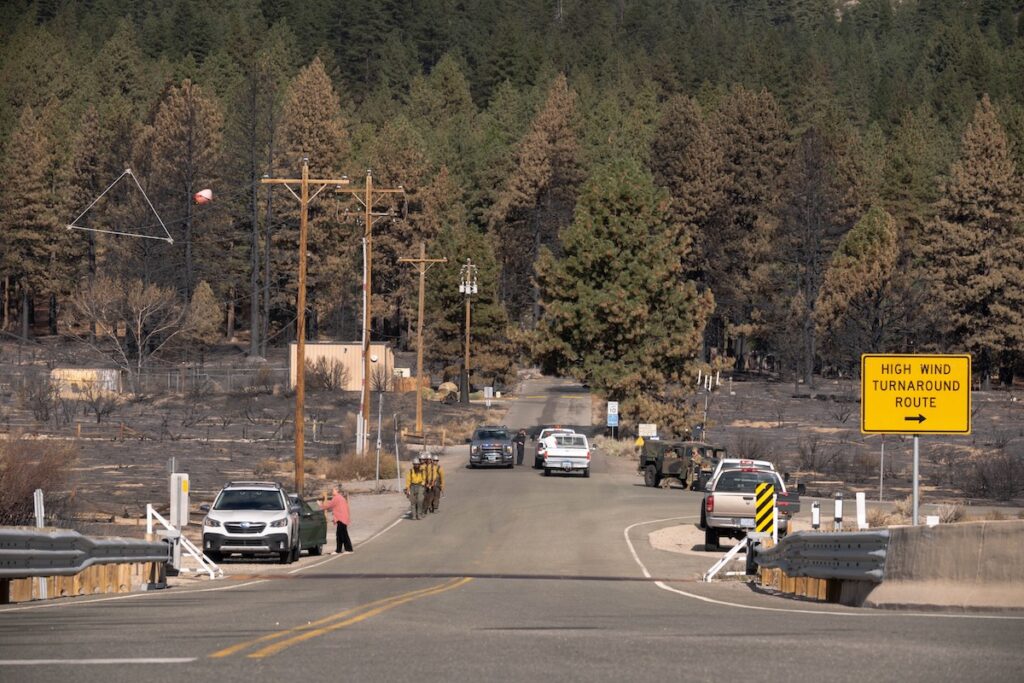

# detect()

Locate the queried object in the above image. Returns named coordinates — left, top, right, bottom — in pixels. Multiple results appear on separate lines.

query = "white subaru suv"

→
left=200, top=481, right=300, bottom=564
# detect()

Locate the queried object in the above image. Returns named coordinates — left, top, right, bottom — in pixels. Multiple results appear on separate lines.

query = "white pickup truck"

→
left=539, top=433, right=591, bottom=477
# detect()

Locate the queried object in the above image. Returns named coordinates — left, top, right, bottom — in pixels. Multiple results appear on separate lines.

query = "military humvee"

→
left=637, top=440, right=726, bottom=490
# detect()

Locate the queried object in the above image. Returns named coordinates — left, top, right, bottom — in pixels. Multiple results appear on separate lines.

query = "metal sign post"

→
left=861, top=353, right=971, bottom=526
left=912, top=435, right=920, bottom=526
left=607, top=401, right=619, bottom=439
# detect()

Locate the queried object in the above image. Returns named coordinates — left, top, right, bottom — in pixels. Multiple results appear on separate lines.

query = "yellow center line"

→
left=208, top=580, right=462, bottom=659
left=247, top=577, right=473, bottom=659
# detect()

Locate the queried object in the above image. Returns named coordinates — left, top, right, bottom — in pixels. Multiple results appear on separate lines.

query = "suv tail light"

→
left=705, top=495, right=714, bottom=513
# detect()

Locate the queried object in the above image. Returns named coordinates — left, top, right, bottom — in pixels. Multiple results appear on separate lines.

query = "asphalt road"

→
left=2, top=376, right=1022, bottom=682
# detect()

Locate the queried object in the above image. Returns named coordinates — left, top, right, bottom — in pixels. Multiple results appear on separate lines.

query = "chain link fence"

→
left=133, top=366, right=289, bottom=395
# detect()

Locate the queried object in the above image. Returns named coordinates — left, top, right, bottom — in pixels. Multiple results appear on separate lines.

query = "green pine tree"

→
left=149, top=79, right=224, bottom=300
left=533, top=157, right=713, bottom=435
left=924, top=95, right=1024, bottom=384
left=488, top=73, right=584, bottom=325
left=424, top=223, right=514, bottom=387
left=0, top=105, right=60, bottom=339
left=272, top=57, right=350, bottom=339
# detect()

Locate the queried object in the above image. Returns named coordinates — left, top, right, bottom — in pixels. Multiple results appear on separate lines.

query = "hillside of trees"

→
left=1, top=0, right=1023, bottom=426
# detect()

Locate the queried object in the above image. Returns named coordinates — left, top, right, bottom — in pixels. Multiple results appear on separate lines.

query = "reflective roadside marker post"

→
left=811, top=501, right=820, bottom=530
left=834, top=493, right=843, bottom=531
left=856, top=491, right=867, bottom=530
left=861, top=354, right=972, bottom=526
left=755, top=483, right=775, bottom=541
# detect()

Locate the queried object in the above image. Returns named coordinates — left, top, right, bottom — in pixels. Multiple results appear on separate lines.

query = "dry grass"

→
left=309, top=453, right=398, bottom=482
left=444, top=410, right=505, bottom=442
left=253, top=457, right=280, bottom=477
left=893, top=495, right=915, bottom=519
left=0, top=437, right=79, bottom=525
left=592, top=435, right=636, bottom=459
left=865, top=508, right=892, bottom=528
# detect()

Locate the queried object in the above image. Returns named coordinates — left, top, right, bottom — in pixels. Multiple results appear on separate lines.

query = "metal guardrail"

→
left=753, top=530, right=889, bottom=583
left=0, top=528, right=170, bottom=579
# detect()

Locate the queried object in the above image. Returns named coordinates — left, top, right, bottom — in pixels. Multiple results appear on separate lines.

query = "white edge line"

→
left=623, top=516, right=1024, bottom=621
left=1, top=515, right=408, bottom=609
left=288, top=516, right=404, bottom=574
left=0, top=658, right=197, bottom=666
left=0, top=579, right=268, bottom=614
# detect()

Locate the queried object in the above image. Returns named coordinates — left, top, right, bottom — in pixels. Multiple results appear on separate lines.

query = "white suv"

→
left=200, top=481, right=300, bottom=564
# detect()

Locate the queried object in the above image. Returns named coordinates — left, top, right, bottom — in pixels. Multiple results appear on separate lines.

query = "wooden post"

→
left=399, top=242, right=446, bottom=436
left=362, top=171, right=373, bottom=446
left=76, top=423, right=81, bottom=439
left=119, top=422, right=124, bottom=441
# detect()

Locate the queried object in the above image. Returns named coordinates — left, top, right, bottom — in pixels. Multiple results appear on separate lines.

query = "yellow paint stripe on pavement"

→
left=247, top=577, right=473, bottom=659
left=208, top=581, right=457, bottom=659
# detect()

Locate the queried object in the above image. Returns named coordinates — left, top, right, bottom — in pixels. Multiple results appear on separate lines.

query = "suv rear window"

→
left=475, top=429, right=509, bottom=440
left=714, top=470, right=779, bottom=494
left=214, top=489, right=285, bottom=511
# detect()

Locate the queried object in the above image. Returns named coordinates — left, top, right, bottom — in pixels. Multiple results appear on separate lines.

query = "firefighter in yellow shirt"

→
left=422, top=454, right=436, bottom=514
left=404, top=457, right=427, bottom=520
left=429, top=453, right=444, bottom=512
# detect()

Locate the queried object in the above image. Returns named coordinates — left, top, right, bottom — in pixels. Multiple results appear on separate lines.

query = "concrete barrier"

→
left=864, top=519, right=1024, bottom=610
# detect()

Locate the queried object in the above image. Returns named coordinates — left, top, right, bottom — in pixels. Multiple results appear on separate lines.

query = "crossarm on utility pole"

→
left=399, top=242, right=447, bottom=435
left=259, top=165, right=351, bottom=493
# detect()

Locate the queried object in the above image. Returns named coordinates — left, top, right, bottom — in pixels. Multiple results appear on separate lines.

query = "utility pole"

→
left=399, top=242, right=447, bottom=435
left=261, top=160, right=350, bottom=493
left=337, top=171, right=405, bottom=454
left=459, top=259, right=478, bottom=404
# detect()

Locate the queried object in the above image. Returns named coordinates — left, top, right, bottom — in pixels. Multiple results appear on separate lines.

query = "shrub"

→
left=305, top=358, right=350, bottom=391
left=733, top=434, right=779, bottom=467
left=0, top=439, right=78, bottom=526
left=961, top=451, right=1024, bottom=500
left=17, top=372, right=59, bottom=423
left=865, top=508, right=891, bottom=528
left=311, top=452, right=398, bottom=482
left=937, top=502, right=966, bottom=523
left=893, top=495, right=915, bottom=518
left=796, top=435, right=823, bottom=471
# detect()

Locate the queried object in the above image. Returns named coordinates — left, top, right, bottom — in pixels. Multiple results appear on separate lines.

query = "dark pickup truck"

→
left=638, top=440, right=726, bottom=490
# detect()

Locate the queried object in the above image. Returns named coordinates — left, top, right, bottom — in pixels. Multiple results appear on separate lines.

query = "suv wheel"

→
left=279, top=549, right=292, bottom=564
left=310, top=544, right=323, bottom=556
left=206, top=550, right=222, bottom=563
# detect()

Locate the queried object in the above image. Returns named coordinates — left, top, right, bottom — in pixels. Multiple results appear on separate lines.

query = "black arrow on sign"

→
left=904, top=414, right=926, bottom=423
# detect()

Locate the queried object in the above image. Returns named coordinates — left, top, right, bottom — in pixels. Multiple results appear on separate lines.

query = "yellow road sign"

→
left=861, top=354, right=971, bottom=434
left=755, top=483, right=775, bottom=534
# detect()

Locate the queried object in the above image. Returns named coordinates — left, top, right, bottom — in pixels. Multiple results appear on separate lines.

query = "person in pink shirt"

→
left=320, top=486, right=353, bottom=554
